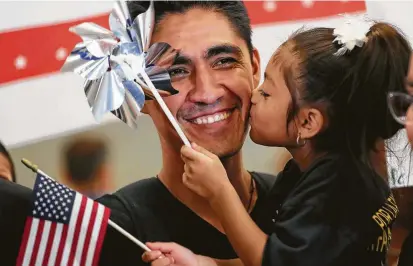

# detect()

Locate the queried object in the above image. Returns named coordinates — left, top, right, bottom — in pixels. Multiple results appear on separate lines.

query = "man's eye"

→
left=214, top=57, right=237, bottom=67
left=169, top=68, right=188, bottom=77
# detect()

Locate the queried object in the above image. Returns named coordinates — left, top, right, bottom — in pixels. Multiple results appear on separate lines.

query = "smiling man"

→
left=98, top=2, right=276, bottom=265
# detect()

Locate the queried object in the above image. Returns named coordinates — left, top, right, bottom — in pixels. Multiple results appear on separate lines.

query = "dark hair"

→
left=63, top=138, right=108, bottom=184
left=282, top=22, right=411, bottom=163
left=127, top=1, right=253, bottom=57
left=0, top=140, right=16, bottom=182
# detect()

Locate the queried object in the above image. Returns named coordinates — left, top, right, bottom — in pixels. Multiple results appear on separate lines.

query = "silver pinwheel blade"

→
left=60, top=0, right=179, bottom=129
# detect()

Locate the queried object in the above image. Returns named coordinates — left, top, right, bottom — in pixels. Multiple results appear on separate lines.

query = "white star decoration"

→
left=302, top=0, right=314, bottom=8
left=55, top=47, right=68, bottom=61
left=14, top=55, right=27, bottom=70
left=262, top=0, right=318, bottom=12
left=263, top=1, right=277, bottom=12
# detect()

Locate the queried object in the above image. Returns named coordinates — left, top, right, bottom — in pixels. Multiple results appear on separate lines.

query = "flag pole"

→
left=21, top=158, right=151, bottom=252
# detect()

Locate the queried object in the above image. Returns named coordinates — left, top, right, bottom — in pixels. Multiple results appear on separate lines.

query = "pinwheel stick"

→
left=21, top=158, right=151, bottom=253
left=140, top=71, right=191, bottom=147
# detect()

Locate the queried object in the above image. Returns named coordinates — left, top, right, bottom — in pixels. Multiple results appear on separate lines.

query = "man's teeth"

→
left=193, top=111, right=231, bottom=125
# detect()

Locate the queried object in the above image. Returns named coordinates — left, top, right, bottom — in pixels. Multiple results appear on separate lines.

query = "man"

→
left=98, top=1, right=276, bottom=265
left=61, top=137, right=113, bottom=199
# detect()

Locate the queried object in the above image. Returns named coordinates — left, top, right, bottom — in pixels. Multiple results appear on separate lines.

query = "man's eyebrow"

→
left=204, top=44, right=243, bottom=59
left=172, top=51, right=192, bottom=65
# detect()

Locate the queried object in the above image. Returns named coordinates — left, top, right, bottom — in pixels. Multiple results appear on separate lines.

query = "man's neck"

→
left=157, top=144, right=252, bottom=213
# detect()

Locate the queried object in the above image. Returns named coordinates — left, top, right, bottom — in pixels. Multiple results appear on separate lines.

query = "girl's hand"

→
left=142, top=242, right=199, bottom=266
left=181, top=143, right=231, bottom=202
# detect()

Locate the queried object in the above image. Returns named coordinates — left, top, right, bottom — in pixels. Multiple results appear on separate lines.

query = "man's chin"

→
left=186, top=135, right=245, bottom=160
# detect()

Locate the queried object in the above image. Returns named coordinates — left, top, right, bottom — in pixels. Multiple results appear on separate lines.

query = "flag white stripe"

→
left=35, top=220, right=51, bottom=266
left=22, top=218, right=39, bottom=266
left=60, top=193, right=83, bottom=266
left=48, top=223, right=63, bottom=266
left=85, top=204, right=105, bottom=266
left=73, top=198, right=94, bottom=266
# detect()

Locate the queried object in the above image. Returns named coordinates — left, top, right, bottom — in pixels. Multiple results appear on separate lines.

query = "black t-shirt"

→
left=398, top=232, right=413, bottom=266
left=97, top=172, right=275, bottom=265
left=260, top=154, right=397, bottom=266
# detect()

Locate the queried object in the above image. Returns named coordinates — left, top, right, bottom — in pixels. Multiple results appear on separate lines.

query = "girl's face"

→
left=249, top=50, right=298, bottom=147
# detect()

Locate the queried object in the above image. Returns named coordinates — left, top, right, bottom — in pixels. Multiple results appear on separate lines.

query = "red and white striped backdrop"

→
left=0, top=1, right=412, bottom=185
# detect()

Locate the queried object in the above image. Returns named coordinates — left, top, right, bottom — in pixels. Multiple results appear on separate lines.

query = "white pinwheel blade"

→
left=61, top=43, right=110, bottom=80
left=111, top=88, right=144, bottom=129
left=84, top=70, right=126, bottom=121
left=109, top=1, right=134, bottom=43
left=131, top=0, right=155, bottom=53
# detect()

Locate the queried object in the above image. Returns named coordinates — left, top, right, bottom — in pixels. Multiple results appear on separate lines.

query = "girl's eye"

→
left=259, top=89, right=270, bottom=98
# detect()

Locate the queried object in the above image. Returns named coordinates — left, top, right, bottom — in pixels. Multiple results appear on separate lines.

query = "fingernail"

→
left=192, top=142, right=197, bottom=147
left=153, top=251, right=162, bottom=257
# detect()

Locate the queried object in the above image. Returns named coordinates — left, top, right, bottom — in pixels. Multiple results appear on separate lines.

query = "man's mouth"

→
left=188, top=110, right=233, bottom=125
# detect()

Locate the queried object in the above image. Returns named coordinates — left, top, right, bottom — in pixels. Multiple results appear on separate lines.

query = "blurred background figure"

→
left=0, top=140, right=16, bottom=183
left=61, top=136, right=113, bottom=199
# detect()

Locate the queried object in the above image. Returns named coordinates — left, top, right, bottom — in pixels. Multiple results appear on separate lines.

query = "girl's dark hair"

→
left=283, top=22, right=412, bottom=163
left=0, top=140, right=16, bottom=182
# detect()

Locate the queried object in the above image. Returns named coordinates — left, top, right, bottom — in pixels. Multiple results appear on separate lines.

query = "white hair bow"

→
left=333, top=14, right=373, bottom=56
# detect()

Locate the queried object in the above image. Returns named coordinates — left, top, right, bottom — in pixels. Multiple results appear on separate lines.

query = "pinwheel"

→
left=61, top=0, right=190, bottom=146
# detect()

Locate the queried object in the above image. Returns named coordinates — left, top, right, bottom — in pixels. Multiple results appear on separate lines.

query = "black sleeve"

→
left=97, top=194, right=149, bottom=266
left=398, top=232, right=413, bottom=266
left=262, top=203, right=357, bottom=266
left=0, top=179, right=33, bottom=266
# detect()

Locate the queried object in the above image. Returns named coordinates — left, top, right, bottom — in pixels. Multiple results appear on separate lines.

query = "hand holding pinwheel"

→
left=61, top=0, right=190, bottom=146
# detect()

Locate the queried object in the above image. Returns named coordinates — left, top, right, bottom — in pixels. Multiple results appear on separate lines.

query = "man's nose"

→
left=187, top=68, right=225, bottom=104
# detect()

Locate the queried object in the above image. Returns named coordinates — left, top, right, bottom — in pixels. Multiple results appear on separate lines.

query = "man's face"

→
left=148, top=8, right=260, bottom=157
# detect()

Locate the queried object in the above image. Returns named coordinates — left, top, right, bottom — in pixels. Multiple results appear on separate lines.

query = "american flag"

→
left=16, top=173, right=111, bottom=266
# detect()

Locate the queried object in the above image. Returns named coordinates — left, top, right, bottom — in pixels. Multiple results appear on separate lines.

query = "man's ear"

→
left=251, top=47, right=261, bottom=88
left=296, top=107, right=324, bottom=140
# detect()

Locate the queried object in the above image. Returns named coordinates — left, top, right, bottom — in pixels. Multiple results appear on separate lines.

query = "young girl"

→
left=143, top=20, right=411, bottom=266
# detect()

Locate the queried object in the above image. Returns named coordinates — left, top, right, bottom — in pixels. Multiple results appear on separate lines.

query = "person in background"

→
left=388, top=53, right=413, bottom=266
left=0, top=140, right=16, bottom=183
left=61, top=137, right=113, bottom=199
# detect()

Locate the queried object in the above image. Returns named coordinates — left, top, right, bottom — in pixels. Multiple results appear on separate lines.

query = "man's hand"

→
left=142, top=242, right=199, bottom=266
left=180, top=143, right=232, bottom=202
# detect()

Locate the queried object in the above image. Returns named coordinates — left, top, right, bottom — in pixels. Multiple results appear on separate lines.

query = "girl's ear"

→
left=296, top=107, right=324, bottom=140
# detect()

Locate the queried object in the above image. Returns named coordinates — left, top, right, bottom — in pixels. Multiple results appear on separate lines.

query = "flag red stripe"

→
left=42, top=222, right=57, bottom=265
left=55, top=224, right=69, bottom=265
left=67, top=196, right=88, bottom=266
left=0, top=1, right=366, bottom=86
left=244, top=1, right=366, bottom=26
left=16, top=217, right=34, bottom=266
left=80, top=201, right=99, bottom=266
left=29, top=220, right=45, bottom=266
left=92, top=208, right=111, bottom=266
left=0, top=13, right=109, bottom=86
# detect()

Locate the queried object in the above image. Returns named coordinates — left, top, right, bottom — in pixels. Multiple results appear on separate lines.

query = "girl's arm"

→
left=180, top=144, right=268, bottom=266
left=209, top=185, right=268, bottom=266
